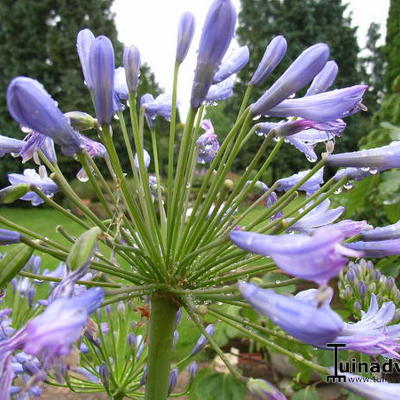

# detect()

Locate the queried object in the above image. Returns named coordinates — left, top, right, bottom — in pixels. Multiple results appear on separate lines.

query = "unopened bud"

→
left=197, top=305, right=208, bottom=315
left=247, top=378, right=287, bottom=400
left=0, top=184, right=30, bottom=204
left=224, top=179, right=234, bottom=191
left=65, top=111, right=97, bottom=131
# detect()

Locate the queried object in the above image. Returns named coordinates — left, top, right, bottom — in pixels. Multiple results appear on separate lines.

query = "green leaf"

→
left=192, top=373, right=246, bottom=400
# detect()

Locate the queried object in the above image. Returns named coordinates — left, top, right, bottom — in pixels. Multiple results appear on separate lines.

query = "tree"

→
left=215, top=0, right=365, bottom=181
left=385, top=0, right=400, bottom=92
left=0, top=0, right=160, bottom=185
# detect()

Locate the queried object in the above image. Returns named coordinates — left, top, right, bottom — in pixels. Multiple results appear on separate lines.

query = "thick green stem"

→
left=145, top=295, right=179, bottom=400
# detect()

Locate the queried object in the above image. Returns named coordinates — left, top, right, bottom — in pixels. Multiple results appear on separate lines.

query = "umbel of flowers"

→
left=0, top=0, right=399, bottom=399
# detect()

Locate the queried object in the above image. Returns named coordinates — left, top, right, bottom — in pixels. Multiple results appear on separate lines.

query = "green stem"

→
left=145, top=295, right=179, bottom=400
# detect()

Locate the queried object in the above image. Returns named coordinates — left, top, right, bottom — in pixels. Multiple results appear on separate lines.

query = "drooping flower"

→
left=8, top=166, right=59, bottom=206
left=123, top=45, right=141, bottom=92
left=247, top=378, right=287, bottom=400
left=0, top=229, right=21, bottom=245
left=206, top=75, right=235, bottom=103
left=141, top=94, right=173, bottom=129
left=287, top=199, right=345, bottom=232
left=250, top=35, right=287, bottom=87
left=0, top=135, right=24, bottom=157
left=196, top=120, right=220, bottom=163
left=275, top=168, right=324, bottom=196
left=305, top=60, right=338, bottom=96
left=77, top=29, right=95, bottom=89
left=251, top=43, right=330, bottom=116
left=345, top=239, right=400, bottom=258
left=7, top=77, right=82, bottom=155
left=239, top=283, right=344, bottom=345
left=191, top=324, right=215, bottom=355
left=89, top=36, right=115, bottom=124
left=113, top=67, right=129, bottom=112
left=231, top=227, right=360, bottom=285
left=332, top=167, right=376, bottom=182
left=327, top=142, right=400, bottom=169
left=20, top=130, right=57, bottom=164
left=264, top=85, right=368, bottom=122
left=213, top=46, right=249, bottom=84
left=190, top=0, right=237, bottom=108
left=361, top=220, right=400, bottom=241
left=176, top=12, right=196, bottom=64
left=80, top=134, right=107, bottom=159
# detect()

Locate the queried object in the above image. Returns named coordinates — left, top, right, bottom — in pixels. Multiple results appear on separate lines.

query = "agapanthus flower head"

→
left=0, top=229, right=21, bottom=245
left=265, top=85, right=368, bottom=122
left=20, top=130, right=57, bottom=164
left=7, top=77, right=82, bottom=155
left=123, top=45, right=141, bottom=92
left=0, top=135, right=24, bottom=157
left=239, top=283, right=344, bottom=345
left=247, top=378, right=287, bottom=400
left=190, top=0, right=237, bottom=108
left=305, top=60, right=338, bottom=96
left=251, top=43, right=330, bottom=116
left=190, top=324, right=215, bottom=355
left=176, top=12, right=196, bottom=63
left=141, top=93, right=173, bottom=129
left=89, top=35, right=115, bottom=124
left=345, top=239, right=400, bottom=258
left=361, top=220, right=400, bottom=241
left=77, top=29, right=95, bottom=88
left=250, top=35, right=287, bottom=86
left=275, top=167, right=324, bottom=195
left=213, top=45, right=249, bottom=84
left=231, top=227, right=360, bottom=285
left=206, top=75, right=235, bottom=103
left=196, top=120, right=220, bottom=163
left=327, top=141, right=400, bottom=170
left=8, top=166, right=59, bottom=206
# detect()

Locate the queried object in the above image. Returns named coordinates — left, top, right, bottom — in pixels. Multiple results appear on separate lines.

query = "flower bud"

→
left=0, top=184, right=30, bottom=204
left=77, top=29, right=95, bottom=88
left=213, top=46, right=249, bottom=84
left=250, top=36, right=287, bottom=86
left=176, top=12, right=196, bottom=63
left=67, top=227, right=102, bottom=271
left=89, top=36, right=115, bottom=124
left=99, top=364, right=110, bottom=389
left=247, top=378, right=287, bottom=400
left=305, top=60, right=338, bottom=96
left=188, top=361, right=198, bottom=382
left=65, top=111, right=97, bottom=131
left=123, top=45, right=141, bottom=92
left=191, top=324, right=215, bottom=355
left=168, top=367, right=179, bottom=395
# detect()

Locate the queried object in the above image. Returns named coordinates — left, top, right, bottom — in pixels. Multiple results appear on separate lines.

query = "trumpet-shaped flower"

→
left=345, top=239, right=400, bottom=258
left=190, top=0, right=237, bottom=108
left=141, top=94, right=173, bottom=129
left=275, top=168, right=324, bottom=195
left=7, top=77, right=82, bottom=155
left=213, top=46, right=249, bottom=84
left=251, top=43, right=329, bottom=116
left=250, top=36, right=287, bottom=86
left=196, top=120, right=220, bottom=163
left=231, top=227, right=360, bottom=285
left=206, top=75, right=235, bottom=103
left=305, top=60, right=338, bottom=96
left=361, top=220, right=400, bottom=241
left=239, top=283, right=344, bottom=345
left=176, top=12, right=196, bottom=63
left=265, top=85, right=367, bottom=122
left=20, top=131, right=57, bottom=164
left=0, top=136, right=24, bottom=157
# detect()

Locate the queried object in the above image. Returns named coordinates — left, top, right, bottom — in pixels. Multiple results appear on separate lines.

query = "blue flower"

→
left=305, top=60, right=338, bottom=96
left=77, top=29, right=95, bottom=88
left=196, top=120, right=220, bottom=163
left=0, top=135, right=24, bottom=157
left=361, top=220, right=400, bottom=241
left=206, top=75, right=236, bottom=103
left=123, top=45, right=141, bottom=92
left=0, top=229, right=21, bottom=245
left=191, top=324, right=215, bottom=355
left=176, top=12, right=196, bottom=63
left=345, top=239, right=400, bottom=258
left=275, top=168, right=324, bottom=195
left=213, top=46, right=249, bottom=84
left=141, top=94, right=173, bottom=129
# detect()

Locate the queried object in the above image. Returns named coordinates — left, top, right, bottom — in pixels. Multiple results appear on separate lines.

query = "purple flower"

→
left=0, top=229, right=21, bottom=245
left=333, top=167, right=376, bottom=182
left=7, top=77, right=82, bottom=156
left=168, top=367, right=179, bottom=395
left=345, top=239, right=400, bottom=258
left=77, top=29, right=95, bottom=88
left=324, top=220, right=372, bottom=238
left=265, top=85, right=368, bottom=122
left=247, top=378, right=287, bottom=400
left=190, top=0, right=237, bottom=108
left=336, top=371, right=400, bottom=400
left=20, top=131, right=57, bottom=164
left=141, top=94, right=173, bottom=129
left=305, top=60, right=338, bottom=96
left=250, top=36, right=287, bottom=87
left=114, top=67, right=129, bottom=112
left=206, top=75, right=235, bottom=103
left=191, top=324, right=215, bottom=355
left=188, top=361, right=198, bottom=382
left=80, top=134, right=106, bottom=159
left=123, top=45, right=141, bottom=92
left=327, top=142, right=400, bottom=169
left=176, top=12, right=196, bottom=63
left=361, top=220, right=400, bottom=241
left=8, top=167, right=59, bottom=206
left=239, top=283, right=344, bottom=345
left=251, top=43, right=330, bottom=116
left=255, top=181, right=282, bottom=219
left=287, top=199, right=345, bottom=232
left=0, top=135, right=24, bottom=157
left=275, top=168, right=324, bottom=195
left=196, top=120, right=220, bottom=163
left=213, top=46, right=249, bottom=84
left=89, top=36, right=115, bottom=124
left=134, top=149, right=151, bottom=170
left=231, top=227, right=360, bottom=285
